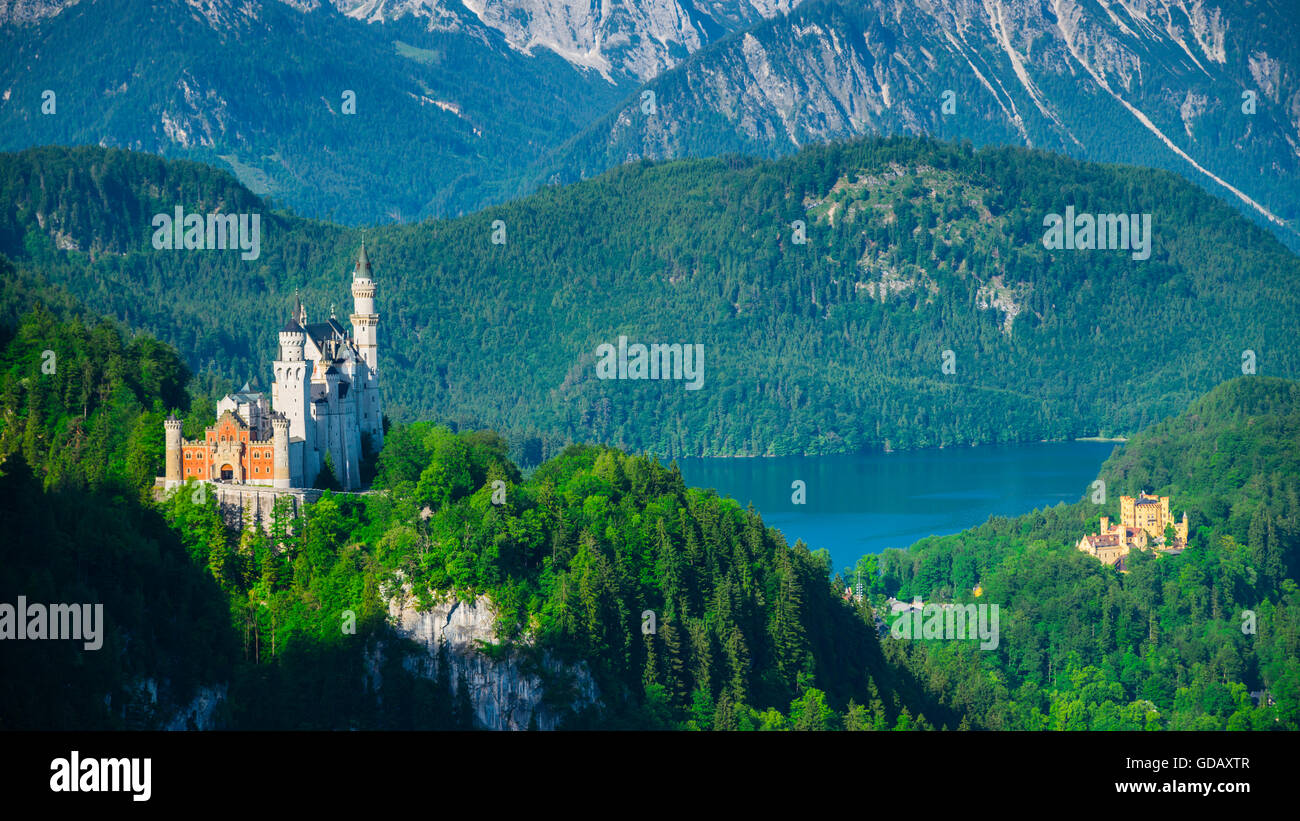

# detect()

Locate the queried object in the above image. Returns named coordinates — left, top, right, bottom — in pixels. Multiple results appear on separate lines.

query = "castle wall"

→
left=210, top=484, right=322, bottom=531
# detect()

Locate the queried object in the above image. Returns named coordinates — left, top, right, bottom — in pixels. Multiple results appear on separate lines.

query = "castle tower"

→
left=324, top=363, right=341, bottom=409
left=349, top=242, right=383, bottom=449
left=273, top=306, right=314, bottom=477
left=272, top=415, right=290, bottom=489
left=164, top=414, right=183, bottom=489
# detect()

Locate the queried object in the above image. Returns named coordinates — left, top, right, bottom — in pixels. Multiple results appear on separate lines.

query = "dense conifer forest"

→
left=2, top=138, right=1298, bottom=462
left=2, top=303, right=1297, bottom=729
left=0, top=308, right=947, bottom=729
left=872, top=377, right=1300, bottom=729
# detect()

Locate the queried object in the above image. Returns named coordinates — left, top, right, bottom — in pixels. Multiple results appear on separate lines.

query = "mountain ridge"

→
left=538, top=0, right=1300, bottom=249
left=3, top=137, right=1298, bottom=459
left=3, top=0, right=1298, bottom=250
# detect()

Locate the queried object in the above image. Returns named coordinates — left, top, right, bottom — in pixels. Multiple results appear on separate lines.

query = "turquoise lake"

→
left=675, top=440, right=1118, bottom=575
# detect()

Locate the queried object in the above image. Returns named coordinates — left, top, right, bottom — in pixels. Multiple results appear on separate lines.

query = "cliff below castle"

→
left=373, top=589, right=602, bottom=730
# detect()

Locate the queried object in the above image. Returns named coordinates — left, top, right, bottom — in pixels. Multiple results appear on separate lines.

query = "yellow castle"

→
left=1078, top=492, right=1188, bottom=569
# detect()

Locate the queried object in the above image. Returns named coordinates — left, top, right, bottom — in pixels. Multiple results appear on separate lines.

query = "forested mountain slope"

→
left=872, top=376, right=1300, bottom=730
left=3, top=138, right=1299, bottom=459
left=536, top=0, right=1300, bottom=250
left=4, top=0, right=1298, bottom=252
left=0, top=306, right=947, bottom=729
left=0, top=0, right=625, bottom=222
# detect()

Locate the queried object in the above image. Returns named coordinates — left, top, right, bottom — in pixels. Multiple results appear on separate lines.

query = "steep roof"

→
left=304, top=319, right=347, bottom=348
left=226, top=381, right=262, bottom=402
left=354, top=242, right=371, bottom=278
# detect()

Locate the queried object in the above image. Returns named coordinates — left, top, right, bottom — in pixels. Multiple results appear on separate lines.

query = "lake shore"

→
left=675, top=440, right=1116, bottom=571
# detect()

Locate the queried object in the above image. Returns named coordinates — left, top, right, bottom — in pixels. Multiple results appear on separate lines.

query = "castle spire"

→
left=354, top=237, right=371, bottom=280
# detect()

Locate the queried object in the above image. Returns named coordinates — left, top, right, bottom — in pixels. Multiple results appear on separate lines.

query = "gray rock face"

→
left=161, top=684, right=228, bottom=730
left=117, top=677, right=227, bottom=730
left=325, top=0, right=803, bottom=81
left=383, top=590, right=601, bottom=730
left=117, top=592, right=595, bottom=730
left=0, top=0, right=80, bottom=25
left=547, top=0, right=1299, bottom=246
left=4, top=0, right=793, bottom=81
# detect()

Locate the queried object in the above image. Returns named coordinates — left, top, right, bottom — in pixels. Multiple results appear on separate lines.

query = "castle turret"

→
left=164, top=413, right=183, bottom=489
left=278, top=311, right=305, bottom=363
left=324, top=363, right=341, bottom=408
left=272, top=415, right=290, bottom=489
left=349, top=242, right=383, bottom=449
left=273, top=303, right=314, bottom=475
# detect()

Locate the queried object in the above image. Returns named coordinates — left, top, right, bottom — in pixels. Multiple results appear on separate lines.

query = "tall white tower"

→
left=349, top=242, right=383, bottom=449
left=273, top=301, right=314, bottom=482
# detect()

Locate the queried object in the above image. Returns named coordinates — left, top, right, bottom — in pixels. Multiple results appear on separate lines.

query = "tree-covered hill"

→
left=4, top=314, right=1298, bottom=730
left=872, top=376, right=1300, bottom=730
left=2, top=138, right=1299, bottom=460
left=0, top=306, right=948, bottom=729
left=0, top=305, right=230, bottom=728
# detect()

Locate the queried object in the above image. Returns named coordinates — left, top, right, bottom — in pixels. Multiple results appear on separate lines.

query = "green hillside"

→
left=536, top=0, right=1300, bottom=251
left=0, top=306, right=946, bottom=729
left=4, top=315, right=1298, bottom=729
left=2, top=138, right=1299, bottom=461
left=873, top=376, right=1300, bottom=730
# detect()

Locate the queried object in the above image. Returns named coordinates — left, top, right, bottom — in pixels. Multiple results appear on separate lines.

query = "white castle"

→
left=163, top=244, right=383, bottom=492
